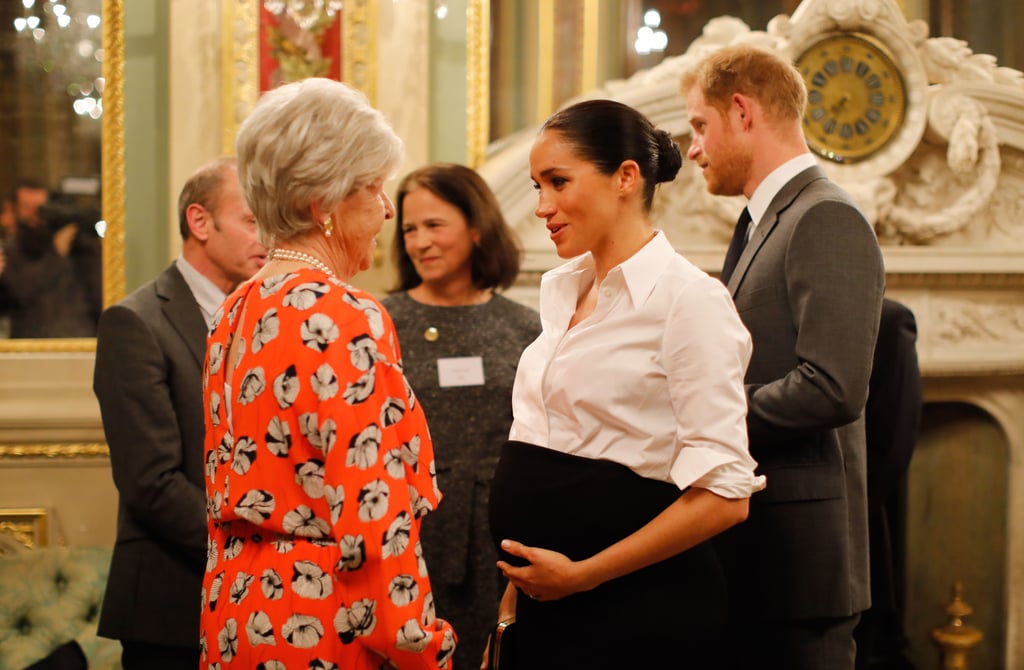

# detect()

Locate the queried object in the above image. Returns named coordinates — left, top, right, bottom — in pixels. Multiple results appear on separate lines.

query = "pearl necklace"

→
left=269, top=247, right=335, bottom=278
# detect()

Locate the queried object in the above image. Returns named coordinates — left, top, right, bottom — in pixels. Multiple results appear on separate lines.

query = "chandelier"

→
left=11, top=0, right=104, bottom=120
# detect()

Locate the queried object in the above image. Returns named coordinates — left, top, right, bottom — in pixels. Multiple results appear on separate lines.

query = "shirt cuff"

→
left=670, top=446, right=767, bottom=499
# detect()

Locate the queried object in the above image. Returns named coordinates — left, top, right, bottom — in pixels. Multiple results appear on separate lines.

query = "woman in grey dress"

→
left=381, top=163, right=541, bottom=669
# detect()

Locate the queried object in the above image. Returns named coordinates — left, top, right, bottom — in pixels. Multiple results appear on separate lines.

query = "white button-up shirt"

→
left=510, top=231, right=765, bottom=499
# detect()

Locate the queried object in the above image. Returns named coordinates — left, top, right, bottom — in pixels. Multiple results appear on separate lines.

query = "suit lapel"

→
left=156, top=264, right=208, bottom=368
left=727, top=165, right=827, bottom=296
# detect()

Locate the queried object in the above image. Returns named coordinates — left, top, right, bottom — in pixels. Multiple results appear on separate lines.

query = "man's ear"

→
left=732, top=93, right=754, bottom=131
left=186, top=202, right=213, bottom=242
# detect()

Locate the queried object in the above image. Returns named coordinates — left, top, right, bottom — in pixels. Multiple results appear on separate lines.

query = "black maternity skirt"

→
left=489, top=440, right=727, bottom=669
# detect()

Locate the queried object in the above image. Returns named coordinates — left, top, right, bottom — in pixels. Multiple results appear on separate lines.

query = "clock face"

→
left=796, top=33, right=907, bottom=163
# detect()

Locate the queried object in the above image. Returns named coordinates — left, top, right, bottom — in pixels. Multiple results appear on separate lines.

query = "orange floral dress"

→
left=201, top=269, right=456, bottom=669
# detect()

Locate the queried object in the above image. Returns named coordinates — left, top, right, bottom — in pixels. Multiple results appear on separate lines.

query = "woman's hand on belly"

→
left=496, top=539, right=594, bottom=601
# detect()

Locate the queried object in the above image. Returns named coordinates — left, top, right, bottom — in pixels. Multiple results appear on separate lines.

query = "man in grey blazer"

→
left=93, top=157, right=266, bottom=669
left=682, top=46, right=885, bottom=669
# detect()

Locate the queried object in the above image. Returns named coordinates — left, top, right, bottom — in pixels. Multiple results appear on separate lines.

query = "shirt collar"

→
left=747, top=153, right=818, bottom=229
left=175, top=255, right=228, bottom=328
left=542, top=230, right=673, bottom=310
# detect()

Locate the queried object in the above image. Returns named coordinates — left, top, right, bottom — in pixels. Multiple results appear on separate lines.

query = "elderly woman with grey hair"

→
left=200, top=78, right=456, bottom=669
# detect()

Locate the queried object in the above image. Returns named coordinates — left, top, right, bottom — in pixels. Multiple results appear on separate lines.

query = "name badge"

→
left=437, top=356, right=485, bottom=388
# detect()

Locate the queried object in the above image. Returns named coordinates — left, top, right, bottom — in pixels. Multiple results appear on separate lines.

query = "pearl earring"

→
left=323, top=216, right=334, bottom=238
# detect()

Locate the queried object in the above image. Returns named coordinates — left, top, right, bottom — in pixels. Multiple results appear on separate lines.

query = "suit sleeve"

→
left=94, top=303, right=209, bottom=563
left=746, top=199, right=885, bottom=444
left=865, top=300, right=922, bottom=501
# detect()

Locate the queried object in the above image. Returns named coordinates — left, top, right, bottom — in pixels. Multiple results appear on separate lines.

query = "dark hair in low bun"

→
left=654, top=129, right=683, bottom=185
left=541, top=98, right=681, bottom=211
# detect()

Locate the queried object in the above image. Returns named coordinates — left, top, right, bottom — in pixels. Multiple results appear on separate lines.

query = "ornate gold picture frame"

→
left=0, top=507, right=49, bottom=551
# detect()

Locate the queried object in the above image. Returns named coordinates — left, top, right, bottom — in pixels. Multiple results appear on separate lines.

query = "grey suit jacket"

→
left=94, top=263, right=209, bottom=648
left=715, top=165, right=885, bottom=620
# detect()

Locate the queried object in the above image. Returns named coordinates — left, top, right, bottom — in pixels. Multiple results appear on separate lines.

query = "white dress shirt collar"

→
left=747, top=153, right=818, bottom=233
left=175, top=255, right=228, bottom=329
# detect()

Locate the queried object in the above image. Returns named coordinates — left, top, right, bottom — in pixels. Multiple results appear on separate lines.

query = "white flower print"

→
left=337, top=534, right=365, bottom=572
left=388, top=574, right=419, bottom=607
left=400, top=435, right=421, bottom=471
left=301, top=313, right=339, bottom=352
left=438, top=627, right=456, bottom=668
left=383, top=448, right=404, bottom=479
left=227, top=296, right=242, bottom=326
left=282, top=505, right=330, bottom=538
left=281, top=613, right=324, bottom=649
left=409, top=484, right=434, bottom=519
left=260, top=272, right=294, bottom=297
left=209, top=491, right=224, bottom=522
left=206, top=538, right=218, bottom=573
left=343, top=292, right=385, bottom=339
left=403, top=374, right=418, bottom=410
left=346, top=424, right=382, bottom=470
left=282, top=282, right=329, bottom=311
left=319, top=418, right=337, bottom=456
left=395, top=618, right=430, bottom=653
left=379, top=397, right=405, bottom=427
left=381, top=511, right=411, bottom=559
left=232, top=436, right=258, bottom=475
left=348, top=334, right=379, bottom=371
left=298, top=413, right=320, bottom=450
left=334, top=598, right=377, bottom=644
left=415, top=541, right=428, bottom=578
left=217, top=432, right=233, bottom=464
left=343, top=369, right=375, bottom=405
left=258, top=662, right=286, bottom=670
left=295, top=459, right=325, bottom=498
left=234, top=489, right=275, bottom=524
left=311, top=364, right=339, bottom=401
left=324, top=484, right=345, bottom=524
left=272, top=365, right=300, bottom=409
left=309, top=660, right=338, bottom=670
left=237, top=367, right=266, bottom=405
left=261, top=568, right=284, bottom=600
left=421, top=589, right=435, bottom=626
left=218, top=618, right=239, bottom=662
left=245, top=611, right=276, bottom=647
left=209, top=391, right=221, bottom=428
left=209, top=571, right=224, bottom=612
left=357, top=479, right=390, bottom=522
left=229, top=571, right=255, bottom=605
left=266, top=417, right=292, bottom=456
left=199, top=631, right=207, bottom=660
left=206, top=448, right=218, bottom=483
left=292, top=560, right=333, bottom=599
left=223, top=535, right=245, bottom=561
left=252, top=308, right=280, bottom=353
left=272, top=535, right=295, bottom=553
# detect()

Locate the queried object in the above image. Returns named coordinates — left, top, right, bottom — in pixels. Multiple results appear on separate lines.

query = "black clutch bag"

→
left=486, top=617, right=517, bottom=670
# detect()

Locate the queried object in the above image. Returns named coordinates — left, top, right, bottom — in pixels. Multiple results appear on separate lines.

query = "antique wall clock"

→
left=795, top=32, right=908, bottom=164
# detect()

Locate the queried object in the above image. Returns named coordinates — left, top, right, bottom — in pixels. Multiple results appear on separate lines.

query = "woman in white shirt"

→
left=487, top=98, right=765, bottom=669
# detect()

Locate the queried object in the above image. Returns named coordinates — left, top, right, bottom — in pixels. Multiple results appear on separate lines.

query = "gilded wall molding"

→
left=0, top=444, right=109, bottom=460
left=466, top=0, right=489, bottom=168
left=102, top=0, right=125, bottom=309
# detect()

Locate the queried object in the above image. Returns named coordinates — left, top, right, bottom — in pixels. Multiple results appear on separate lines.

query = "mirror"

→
left=0, top=0, right=123, bottom=351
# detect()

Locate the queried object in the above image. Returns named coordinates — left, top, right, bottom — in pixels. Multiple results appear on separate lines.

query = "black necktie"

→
left=720, top=207, right=752, bottom=285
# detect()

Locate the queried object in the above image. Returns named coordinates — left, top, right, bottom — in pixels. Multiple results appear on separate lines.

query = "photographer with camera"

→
left=0, top=186, right=102, bottom=339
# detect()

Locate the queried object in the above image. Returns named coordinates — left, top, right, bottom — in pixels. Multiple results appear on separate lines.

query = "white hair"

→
left=235, top=77, right=404, bottom=244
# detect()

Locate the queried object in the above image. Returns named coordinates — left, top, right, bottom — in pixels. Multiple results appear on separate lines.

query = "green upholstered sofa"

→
left=0, top=545, right=120, bottom=670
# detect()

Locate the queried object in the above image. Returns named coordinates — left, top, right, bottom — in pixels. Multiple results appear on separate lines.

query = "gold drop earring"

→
left=323, top=216, right=334, bottom=237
